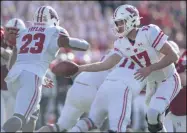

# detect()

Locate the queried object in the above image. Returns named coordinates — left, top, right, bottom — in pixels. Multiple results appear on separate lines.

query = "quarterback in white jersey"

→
left=1, top=6, right=89, bottom=133
left=69, top=57, right=147, bottom=132
left=37, top=50, right=115, bottom=132
left=73, top=4, right=181, bottom=133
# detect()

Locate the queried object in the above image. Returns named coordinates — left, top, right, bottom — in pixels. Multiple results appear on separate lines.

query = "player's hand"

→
left=134, top=66, right=152, bottom=81
left=77, top=65, right=84, bottom=73
left=42, top=77, right=54, bottom=88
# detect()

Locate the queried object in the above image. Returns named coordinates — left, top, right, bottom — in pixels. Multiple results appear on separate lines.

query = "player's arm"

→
left=179, top=71, right=186, bottom=86
left=147, top=25, right=179, bottom=71
left=79, top=53, right=122, bottom=72
left=58, top=35, right=89, bottom=51
left=7, top=46, right=17, bottom=70
left=149, top=41, right=179, bottom=71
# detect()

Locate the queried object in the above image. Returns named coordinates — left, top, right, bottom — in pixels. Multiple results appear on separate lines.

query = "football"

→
left=49, top=59, right=79, bottom=77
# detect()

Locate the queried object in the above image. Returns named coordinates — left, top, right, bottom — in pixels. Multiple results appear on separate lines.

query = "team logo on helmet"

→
left=49, top=9, right=58, bottom=20
left=125, top=7, right=138, bottom=17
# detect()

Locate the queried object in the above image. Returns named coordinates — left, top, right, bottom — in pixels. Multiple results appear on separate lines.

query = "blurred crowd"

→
left=1, top=0, right=186, bottom=130
left=1, top=1, right=186, bottom=64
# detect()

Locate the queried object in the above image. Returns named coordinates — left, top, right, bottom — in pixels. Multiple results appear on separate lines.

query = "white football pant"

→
left=57, top=82, right=97, bottom=131
left=7, top=70, right=42, bottom=121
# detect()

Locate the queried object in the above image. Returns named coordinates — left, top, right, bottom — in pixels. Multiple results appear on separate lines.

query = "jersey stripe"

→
left=114, top=48, right=123, bottom=56
left=156, top=97, right=166, bottom=100
left=59, top=31, right=68, bottom=36
left=153, top=32, right=164, bottom=48
left=152, top=31, right=163, bottom=47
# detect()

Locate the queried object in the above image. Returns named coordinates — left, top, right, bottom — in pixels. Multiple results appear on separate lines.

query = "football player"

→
left=164, top=43, right=186, bottom=132
left=1, top=19, right=26, bottom=129
left=1, top=18, right=54, bottom=132
left=68, top=4, right=181, bottom=132
left=1, top=6, right=89, bottom=132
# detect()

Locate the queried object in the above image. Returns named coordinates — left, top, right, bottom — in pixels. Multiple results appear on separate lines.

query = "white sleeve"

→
left=113, top=40, right=124, bottom=57
left=58, top=27, right=69, bottom=37
left=147, top=24, right=169, bottom=51
left=100, top=49, right=117, bottom=62
left=48, top=26, right=70, bottom=52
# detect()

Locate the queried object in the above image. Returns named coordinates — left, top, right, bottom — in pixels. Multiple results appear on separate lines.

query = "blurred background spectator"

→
left=1, top=1, right=186, bottom=130
left=1, top=1, right=186, bottom=60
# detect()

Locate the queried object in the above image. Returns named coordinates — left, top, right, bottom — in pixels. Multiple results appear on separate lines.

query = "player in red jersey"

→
left=164, top=46, right=186, bottom=132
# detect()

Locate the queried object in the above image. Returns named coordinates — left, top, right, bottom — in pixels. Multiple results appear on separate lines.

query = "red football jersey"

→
left=169, top=50, right=186, bottom=116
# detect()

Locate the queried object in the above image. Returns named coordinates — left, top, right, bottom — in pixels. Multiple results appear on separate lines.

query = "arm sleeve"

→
left=58, top=27, right=70, bottom=37
left=176, top=50, right=187, bottom=73
left=147, top=24, right=169, bottom=51
left=100, top=49, right=117, bottom=62
left=48, top=26, right=70, bottom=52
left=113, top=40, right=124, bottom=57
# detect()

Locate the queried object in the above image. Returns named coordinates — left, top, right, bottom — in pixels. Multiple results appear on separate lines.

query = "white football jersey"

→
left=114, top=24, right=176, bottom=82
left=74, top=50, right=116, bottom=89
left=106, top=57, right=146, bottom=96
left=5, top=24, right=69, bottom=83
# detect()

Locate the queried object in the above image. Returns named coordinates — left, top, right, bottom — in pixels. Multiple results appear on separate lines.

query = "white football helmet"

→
left=5, top=18, right=26, bottom=30
left=33, top=6, right=59, bottom=26
left=112, top=4, right=142, bottom=37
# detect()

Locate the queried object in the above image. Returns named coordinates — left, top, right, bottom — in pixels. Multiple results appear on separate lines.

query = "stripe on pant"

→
left=24, top=75, right=39, bottom=118
left=117, top=87, right=129, bottom=132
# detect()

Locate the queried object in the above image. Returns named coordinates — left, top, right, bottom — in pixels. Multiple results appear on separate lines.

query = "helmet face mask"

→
left=112, top=19, right=127, bottom=37
left=115, top=20, right=126, bottom=33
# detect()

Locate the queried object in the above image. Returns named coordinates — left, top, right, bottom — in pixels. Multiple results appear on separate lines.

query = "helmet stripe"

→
left=37, top=7, right=43, bottom=22
left=14, top=19, right=18, bottom=27
left=40, top=7, right=46, bottom=22
left=113, top=6, right=121, bottom=18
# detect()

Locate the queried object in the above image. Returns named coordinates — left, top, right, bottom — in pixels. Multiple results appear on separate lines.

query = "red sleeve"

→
left=175, top=50, right=187, bottom=73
